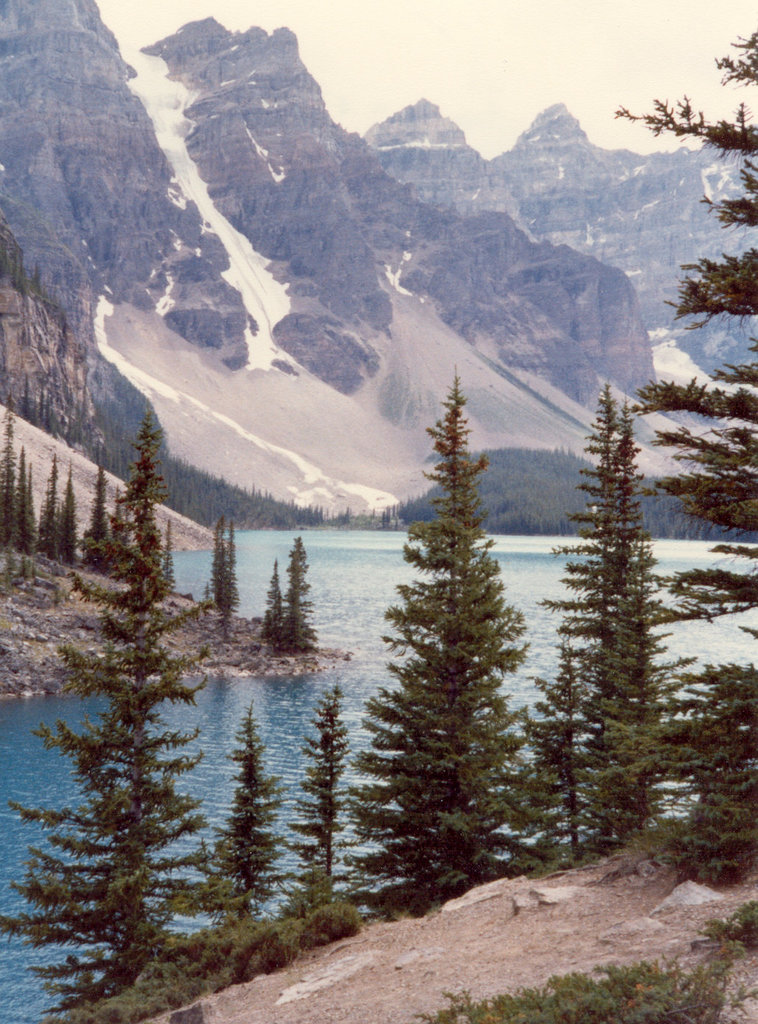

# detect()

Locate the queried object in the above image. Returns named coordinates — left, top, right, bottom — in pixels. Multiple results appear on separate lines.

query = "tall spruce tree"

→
left=291, top=685, right=349, bottom=888
left=211, top=516, right=239, bottom=637
left=527, top=638, right=583, bottom=862
left=162, top=520, right=176, bottom=591
left=619, top=32, right=758, bottom=880
left=282, top=536, right=316, bottom=652
left=541, top=389, right=674, bottom=855
left=262, top=558, right=284, bottom=648
left=82, top=464, right=110, bottom=572
left=38, top=452, right=59, bottom=560
left=0, top=412, right=208, bottom=1013
left=14, top=448, right=35, bottom=557
left=350, top=377, right=528, bottom=914
left=210, top=515, right=226, bottom=603
left=209, top=702, right=283, bottom=918
left=58, top=464, right=77, bottom=565
left=224, top=520, right=239, bottom=621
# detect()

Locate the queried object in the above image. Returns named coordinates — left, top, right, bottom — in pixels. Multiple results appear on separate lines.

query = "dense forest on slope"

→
left=399, top=448, right=746, bottom=539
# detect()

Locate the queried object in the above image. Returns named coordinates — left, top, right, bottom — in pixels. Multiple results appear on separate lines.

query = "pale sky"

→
left=97, top=0, right=758, bottom=159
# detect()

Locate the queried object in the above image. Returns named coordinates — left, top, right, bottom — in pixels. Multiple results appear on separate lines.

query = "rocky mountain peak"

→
left=147, top=19, right=329, bottom=139
left=513, top=103, right=591, bottom=149
left=146, top=17, right=231, bottom=62
left=365, top=98, right=468, bottom=150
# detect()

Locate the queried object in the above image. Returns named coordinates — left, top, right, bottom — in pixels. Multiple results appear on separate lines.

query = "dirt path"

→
left=155, top=858, right=758, bottom=1024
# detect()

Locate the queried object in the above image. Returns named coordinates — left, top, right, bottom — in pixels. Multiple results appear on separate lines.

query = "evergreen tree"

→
left=527, top=638, right=583, bottom=862
left=82, top=464, right=110, bottom=572
left=619, top=33, right=758, bottom=880
left=38, top=452, right=59, bottom=560
left=209, top=702, right=283, bottom=918
left=210, top=515, right=225, bottom=604
left=14, top=448, right=35, bottom=556
left=225, top=520, right=239, bottom=620
left=0, top=402, right=15, bottom=547
left=0, top=412, right=208, bottom=1012
left=291, top=685, right=349, bottom=889
left=58, top=464, right=77, bottom=565
left=542, top=389, right=674, bottom=855
left=210, top=516, right=239, bottom=637
left=282, top=536, right=316, bottom=652
left=162, top=520, right=175, bottom=591
left=350, top=377, right=528, bottom=914
left=261, top=558, right=284, bottom=648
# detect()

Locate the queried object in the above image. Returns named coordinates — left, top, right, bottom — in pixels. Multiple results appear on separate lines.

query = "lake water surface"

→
left=1, top=530, right=754, bottom=1023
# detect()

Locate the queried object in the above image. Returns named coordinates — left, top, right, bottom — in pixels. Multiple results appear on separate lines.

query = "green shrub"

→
left=52, top=902, right=362, bottom=1024
left=702, top=900, right=758, bottom=950
left=240, top=919, right=304, bottom=979
left=300, top=901, right=362, bottom=949
left=417, top=959, right=732, bottom=1024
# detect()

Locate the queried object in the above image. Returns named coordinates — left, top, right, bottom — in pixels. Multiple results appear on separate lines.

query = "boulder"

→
left=652, top=881, right=725, bottom=914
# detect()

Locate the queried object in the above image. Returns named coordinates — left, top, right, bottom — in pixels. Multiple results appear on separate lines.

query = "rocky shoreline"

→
left=0, top=559, right=349, bottom=699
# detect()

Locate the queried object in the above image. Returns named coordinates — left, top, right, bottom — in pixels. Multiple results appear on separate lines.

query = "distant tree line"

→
left=399, top=445, right=752, bottom=540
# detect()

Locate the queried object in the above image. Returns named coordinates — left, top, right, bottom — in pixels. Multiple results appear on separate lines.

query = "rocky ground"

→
left=0, top=559, right=347, bottom=697
left=157, top=859, right=758, bottom=1024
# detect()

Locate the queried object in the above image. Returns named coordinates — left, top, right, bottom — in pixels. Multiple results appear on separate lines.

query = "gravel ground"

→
left=153, top=858, right=758, bottom=1024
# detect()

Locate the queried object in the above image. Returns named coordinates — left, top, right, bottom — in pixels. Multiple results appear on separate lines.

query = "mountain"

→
left=0, top=3, right=663, bottom=511
left=0, top=0, right=250, bottom=369
left=0, top=208, right=88, bottom=436
left=366, top=101, right=747, bottom=375
left=364, top=98, right=518, bottom=216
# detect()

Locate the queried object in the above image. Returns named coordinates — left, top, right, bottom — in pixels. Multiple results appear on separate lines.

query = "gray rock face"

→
left=493, top=104, right=744, bottom=370
left=0, top=0, right=656, bottom=473
left=0, top=0, right=249, bottom=367
left=145, top=21, right=651, bottom=402
left=367, top=101, right=746, bottom=373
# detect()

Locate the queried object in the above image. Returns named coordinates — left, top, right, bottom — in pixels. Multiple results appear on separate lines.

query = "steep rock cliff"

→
left=0, top=209, right=88, bottom=435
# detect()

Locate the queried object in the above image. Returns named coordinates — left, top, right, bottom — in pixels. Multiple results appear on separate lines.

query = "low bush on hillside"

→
left=416, top=959, right=735, bottom=1024
left=702, top=900, right=758, bottom=951
left=55, top=901, right=361, bottom=1024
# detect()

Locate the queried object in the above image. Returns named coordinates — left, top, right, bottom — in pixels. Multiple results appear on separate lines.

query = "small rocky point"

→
left=0, top=560, right=347, bottom=698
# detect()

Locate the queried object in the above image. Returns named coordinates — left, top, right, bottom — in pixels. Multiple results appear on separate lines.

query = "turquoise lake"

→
left=1, top=530, right=754, bottom=1023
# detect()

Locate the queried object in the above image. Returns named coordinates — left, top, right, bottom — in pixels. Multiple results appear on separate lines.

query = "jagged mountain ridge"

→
left=0, top=3, right=663, bottom=510
left=366, top=100, right=747, bottom=374
left=146, top=20, right=652, bottom=403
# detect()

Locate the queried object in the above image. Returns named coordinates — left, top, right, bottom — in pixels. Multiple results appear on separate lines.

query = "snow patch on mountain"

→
left=651, top=329, right=712, bottom=385
left=126, top=49, right=292, bottom=373
left=244, top=127, right=286, bottom=183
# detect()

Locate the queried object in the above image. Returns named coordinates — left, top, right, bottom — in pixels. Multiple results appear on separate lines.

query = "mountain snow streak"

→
left=127, top=49, right=292, bottom=372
